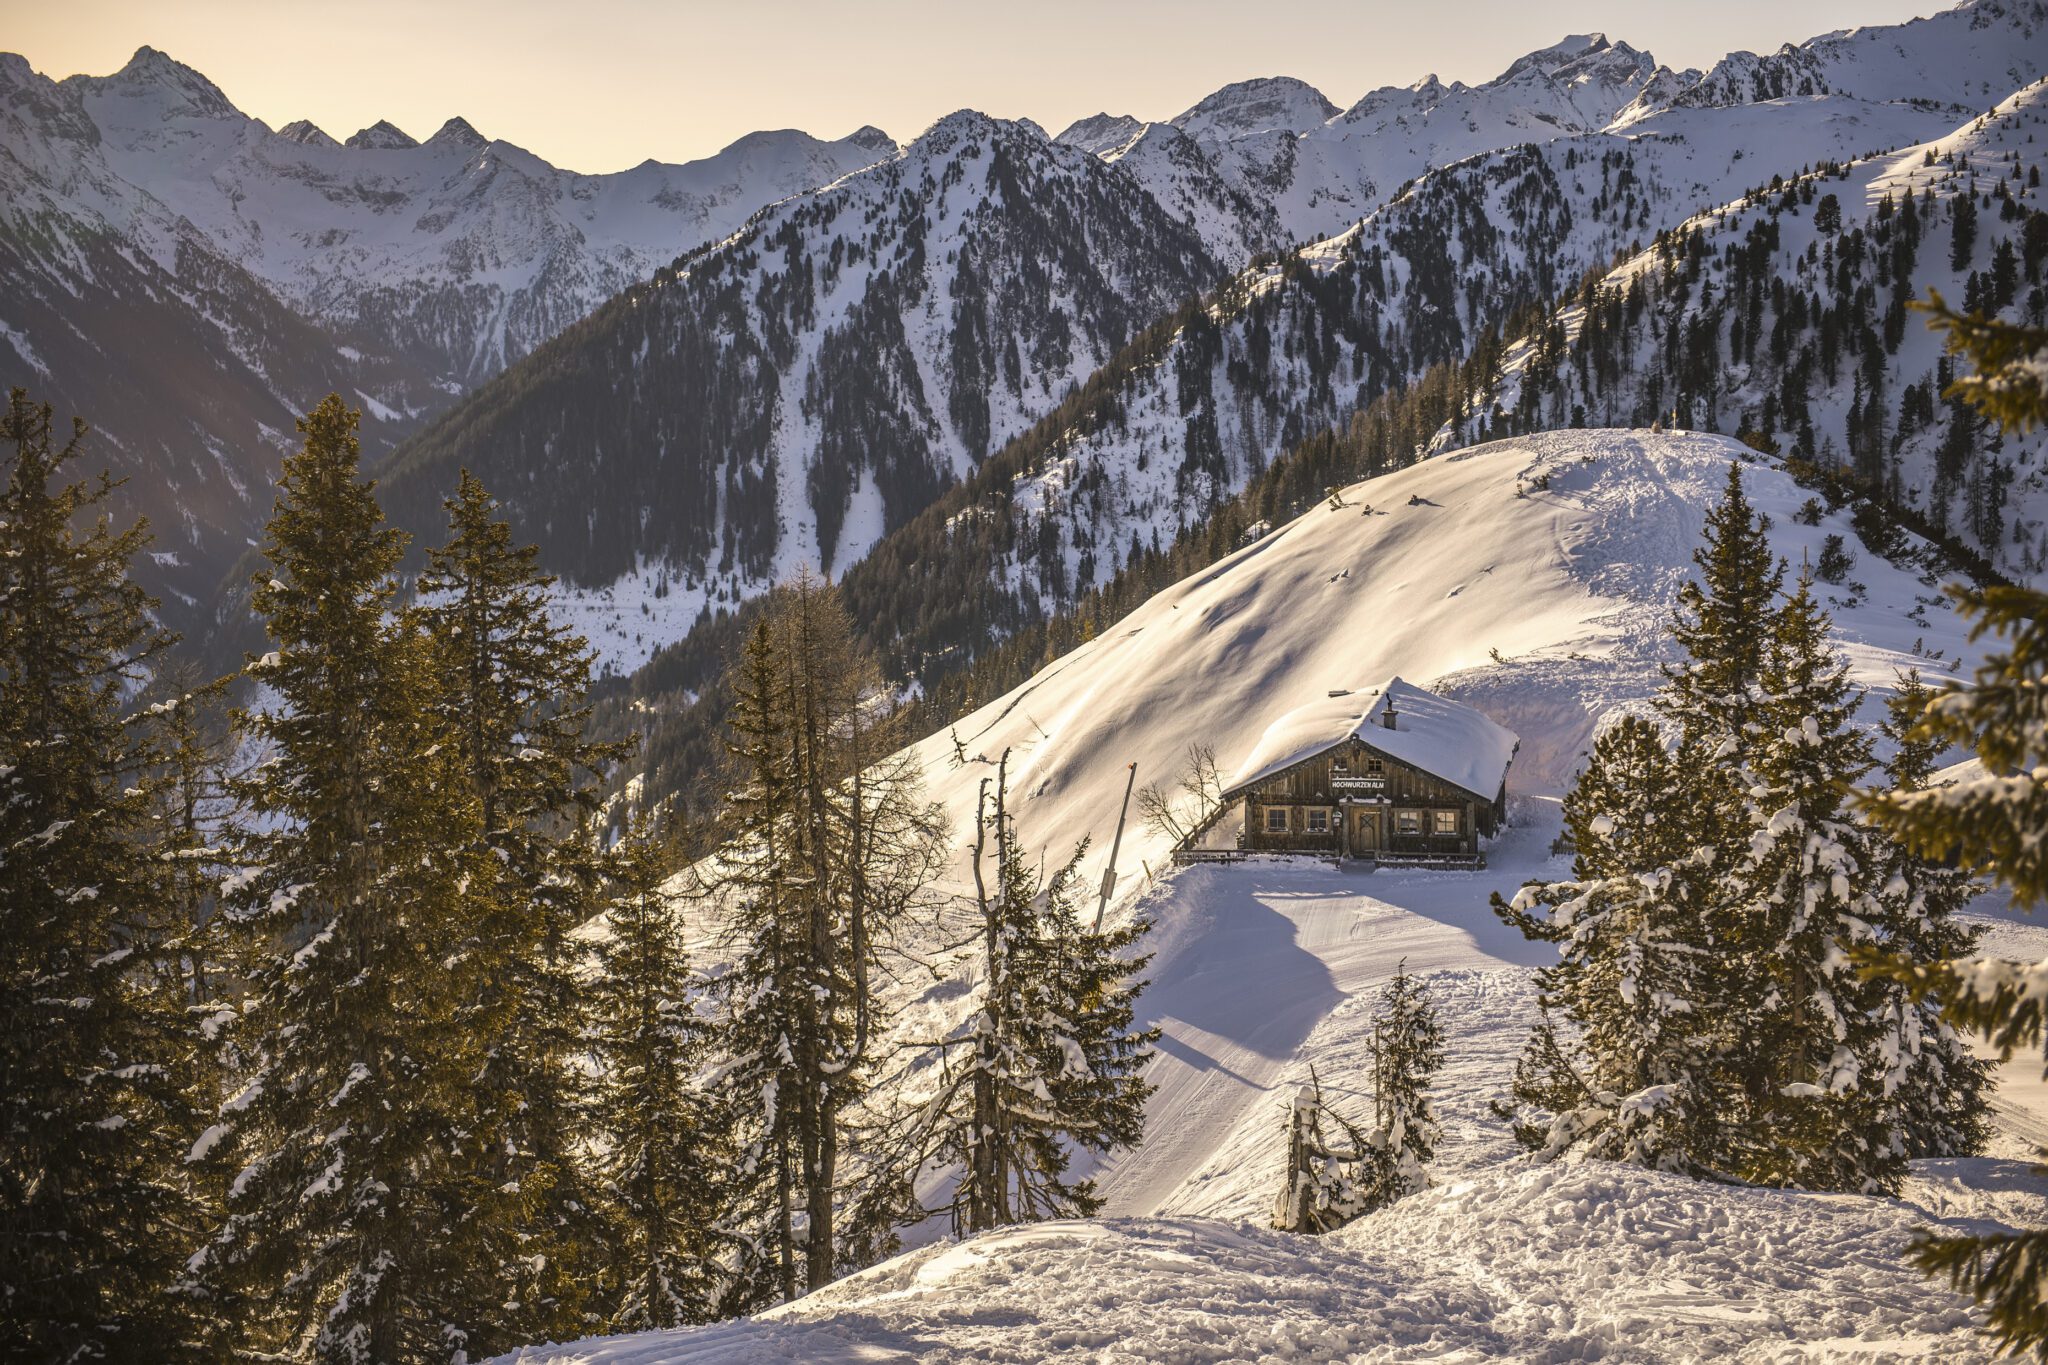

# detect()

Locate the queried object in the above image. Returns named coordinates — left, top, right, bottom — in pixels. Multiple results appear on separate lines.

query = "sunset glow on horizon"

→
left=10, top=0, right=1953, bottom=172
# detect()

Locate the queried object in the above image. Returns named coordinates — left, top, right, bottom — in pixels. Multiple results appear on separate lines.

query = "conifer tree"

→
left=0, top=390, right=205, bottom=1361
left=715, top=616, right=809, bottom=1306
left=1273, top=968, right=1441, bottom=1234
left=415, top=470, right=623, bottom=1345
left=921, top=759, right=1155, bottom=1236
left=1495, top=716, right=1721, bottom=1171
left=1364, top=962, right=1444, bottom=1200
left=1722, top=574, right=1900, bottom=1192
left=588, top=808, right=726, bottom=1331
left=1861, top=581, right=2047, bottom=1352
left=1659, top=462, right=1785, bottom=773
left=714, top=575, right=945, bottom=1304
left=1864, top=672, right=1990, bottom=1161
left=190, top=396, right=496, bottom=1362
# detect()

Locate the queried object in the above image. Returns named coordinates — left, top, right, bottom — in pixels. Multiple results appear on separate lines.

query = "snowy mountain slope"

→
left=898, top=428, right=1983, bottom=910
left=1652, top=0, right=2048, bottom=119
left=499, top=1126, right=2034, bottom=1362
left=1137, top=38, right=1674, bottom=252
left=375, top=111, right=1224, bottom=632
left=1095, top=121, right=1283, bottom=264
left=1052, top=112, right=1143, bottom=156
left=1493, top=79, right=2048, bottom=578
left=503, top=427, right=2029, bottom=1363
left=887, top=95, right=1952, bottom=658
left=0, top=45, right=891, bottom=624
left=47, top=46, right=895, bottom=383
left=1080, top=2, right=2048, bottom=255
left=1168, top=75, right=1340, bottom=147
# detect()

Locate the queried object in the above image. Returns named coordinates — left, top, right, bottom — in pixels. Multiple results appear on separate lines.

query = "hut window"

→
left=1331, top=758, right=1348, bottom=774
left=1433, top=809, right=1460, bottom=835
left=1365, top=757, right=1385, bottom=776
left=1306, top=808, right=1330, bottom=833
left=1265, top=806, right=1290, bottom=832
left=1395, top=809, right=1423, bottom=835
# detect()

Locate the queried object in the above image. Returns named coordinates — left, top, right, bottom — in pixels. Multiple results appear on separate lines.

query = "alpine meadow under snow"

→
left=7, top=0, right=2048, bottom=1361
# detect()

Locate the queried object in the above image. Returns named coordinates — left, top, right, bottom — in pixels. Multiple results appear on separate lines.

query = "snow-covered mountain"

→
left=502, top=428, right=2037, bottom=1362
left=1493, top=79, right=2048, bottom=578
left=366, top=2, right=2048, bottom=691
left=1652, top=0, right=2047, bottom=118
left=1091, top=37, right=1680, bottom=255
left=64, top=48, right=894, bottom=382
left=810, top=93, right=1968, bottom=691
left=1169, top=75, right=1340, bottom=146
left=1090, top=0, right=2048, bottom=256
left=12, top=1, right=2046, bottom=650
left=0, top=45, right=891, bottom=620
left=1051, top=112, right=1144, bottom=156
left=374, top=110, right=1224, bottom=656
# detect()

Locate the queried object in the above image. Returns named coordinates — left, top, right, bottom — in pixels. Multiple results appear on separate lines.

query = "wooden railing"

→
left=1168, top=848, right=1484, bottom=870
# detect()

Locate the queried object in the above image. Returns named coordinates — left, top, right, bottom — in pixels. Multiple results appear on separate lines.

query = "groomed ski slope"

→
left=504, top=430, right=2046, bottom=1362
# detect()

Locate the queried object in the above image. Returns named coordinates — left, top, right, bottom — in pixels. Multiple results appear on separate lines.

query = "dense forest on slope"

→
left=1498, top=84, right=2048, bottom=574
left=588, top=97, right=2035, bottom=833
left=375, top=114, right=1224, bottom=597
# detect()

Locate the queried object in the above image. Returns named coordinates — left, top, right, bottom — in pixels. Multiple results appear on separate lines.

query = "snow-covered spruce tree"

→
left=1273, top=968, right=1441, bottom=1233
left=1495, top=715, right=1723, bottom=1171
left=713, top=575, right=945, bottom=1305
left=1366, top=962, right=1445, bottom=1202
left=415, top=470, right=625, bottom=1347
left=1020, top=834, right=1156, bottom=1212
left=588, top=807, right=727, bottom=1332
left=191, top=396, right=497, bottom=1362
left=1856, top=301, right=2048, bottom=1349
left=1658, top=461, right=1785, bottom=786
left=920, top=757, right=1156, bottom=1236
left=1718, top=573, right=1902, bottom=1193
left=1862, top=672, right=1991, bottom=1161
left=0, top=390, right=207, bottom=1361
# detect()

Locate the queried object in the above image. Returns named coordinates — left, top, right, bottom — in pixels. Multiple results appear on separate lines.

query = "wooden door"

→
left=1350, top=807, right=1378, bottom=854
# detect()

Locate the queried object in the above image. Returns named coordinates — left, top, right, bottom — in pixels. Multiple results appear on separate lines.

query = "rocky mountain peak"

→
left=276, top=117, right=337, bottom=148
left=426, top=115, right=487, bottom=149
left=346, top=119, right=419, bottom=150
left=1055, top=112, right=1145, bottom=156
left=76, top=45, right=238, bottom=119
left=1171, top=76, right=1338, bottom=141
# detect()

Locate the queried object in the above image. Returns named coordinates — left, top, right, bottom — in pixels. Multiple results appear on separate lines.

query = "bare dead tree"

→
left=1137, top=743, right=1225, bottom=845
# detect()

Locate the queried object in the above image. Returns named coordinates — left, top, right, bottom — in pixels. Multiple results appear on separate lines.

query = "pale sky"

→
left=10, top=0, right=1952, bottom=173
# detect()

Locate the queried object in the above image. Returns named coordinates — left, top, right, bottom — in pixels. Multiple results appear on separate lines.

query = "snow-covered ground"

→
left=509, top=807, right=2048, bottom=1361
left=503, top=427, right=2045, bottom=1361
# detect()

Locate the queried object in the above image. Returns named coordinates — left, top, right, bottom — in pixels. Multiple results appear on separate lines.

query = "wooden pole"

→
left=1094, top=761, right=1138, bottom=932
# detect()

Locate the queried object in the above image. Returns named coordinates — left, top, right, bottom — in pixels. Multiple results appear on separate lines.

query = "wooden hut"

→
left=1184, top=678, right=1519, bottom=867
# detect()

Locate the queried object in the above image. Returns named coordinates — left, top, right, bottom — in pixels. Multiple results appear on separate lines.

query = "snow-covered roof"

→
left=1222, top=678, right=1519, bottom=802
